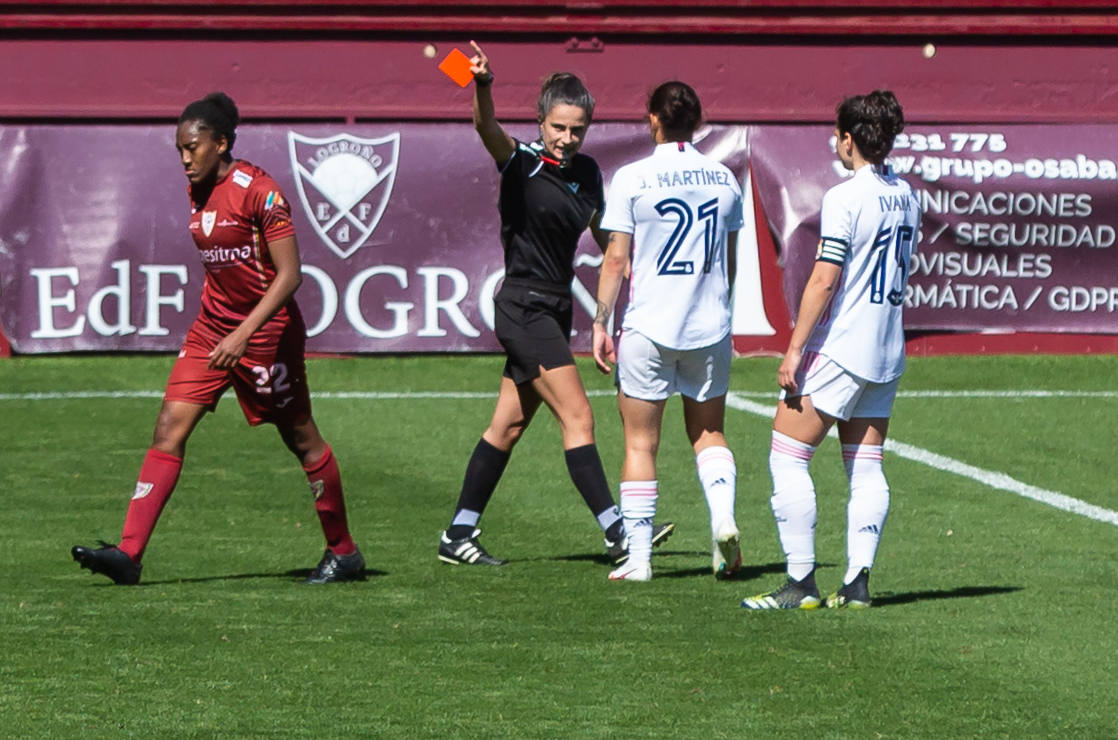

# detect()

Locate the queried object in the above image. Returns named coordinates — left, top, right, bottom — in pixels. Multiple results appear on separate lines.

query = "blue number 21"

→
left=870, top=224, right=913, bottom=306
left=654, top=197, right=719, bottom=276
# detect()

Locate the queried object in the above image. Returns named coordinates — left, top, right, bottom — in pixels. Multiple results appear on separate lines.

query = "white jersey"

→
left=808, top=163, right=921, bottom=382
left=601, top=141, right=744, bottom=350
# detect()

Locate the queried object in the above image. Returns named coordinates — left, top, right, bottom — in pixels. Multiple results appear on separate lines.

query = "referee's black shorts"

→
left=494, top=277, right=575, bottom=385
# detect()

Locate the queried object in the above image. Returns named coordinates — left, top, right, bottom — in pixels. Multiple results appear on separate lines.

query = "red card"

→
left=439, top=48, right=475, bottom=87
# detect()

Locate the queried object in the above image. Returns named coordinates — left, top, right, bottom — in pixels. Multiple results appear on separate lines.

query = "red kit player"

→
left=72, top=92, right=365, bottom=585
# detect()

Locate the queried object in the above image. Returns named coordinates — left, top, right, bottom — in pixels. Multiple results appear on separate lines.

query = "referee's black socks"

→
left=447, top=438, right=510, bottom=540
left=564, top=444, right=623, bottom=537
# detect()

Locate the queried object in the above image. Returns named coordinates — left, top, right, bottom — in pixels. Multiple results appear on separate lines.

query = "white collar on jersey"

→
left=654, top=141, right=695, bottom=155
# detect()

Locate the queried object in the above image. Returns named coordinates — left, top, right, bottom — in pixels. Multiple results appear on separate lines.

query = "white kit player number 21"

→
left=654, top=196, right=719, bottom=275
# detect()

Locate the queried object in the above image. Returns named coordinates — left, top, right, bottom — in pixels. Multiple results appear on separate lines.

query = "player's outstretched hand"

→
left=469, top=40, right=494, bottom=84
left=592, top=323, right=615, bottom=375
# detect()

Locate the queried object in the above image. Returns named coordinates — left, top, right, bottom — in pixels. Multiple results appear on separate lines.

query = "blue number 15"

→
left=870, top=224, right=913, bottom=306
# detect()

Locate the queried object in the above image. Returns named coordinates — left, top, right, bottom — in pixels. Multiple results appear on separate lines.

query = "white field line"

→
left=3, top=388, right=1115, bottom=527
left=3, top=389, right=1117, bottom=401
left=724, top=392, right=1118, bottom=528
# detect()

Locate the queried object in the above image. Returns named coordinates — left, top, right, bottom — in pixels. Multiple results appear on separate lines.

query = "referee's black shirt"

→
left=497, top=139, right=605, bottom=288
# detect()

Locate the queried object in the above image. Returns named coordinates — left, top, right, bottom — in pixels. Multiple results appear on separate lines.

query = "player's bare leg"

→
left=72, top=400, right=206, bottom=584
left=773, top=394, right=834, bottom=448
left=682, top=394, right=741, bottom=578
left=616, top=392, right=663, bottom=480
left=278, top=415, right=364, bottom=583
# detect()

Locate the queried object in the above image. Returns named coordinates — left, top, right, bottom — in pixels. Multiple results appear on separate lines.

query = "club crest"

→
left=201, top=210, right=217, bottom=237
left=287, top=131, right=400, bottom=259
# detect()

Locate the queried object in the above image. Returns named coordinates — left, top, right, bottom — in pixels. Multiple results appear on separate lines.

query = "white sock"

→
left=696, top=445, right=737, bottom=536
left=769, top=430, right=817, bottom=581
left=619, top=480, right=657, bottom=565
left=596, top=505, right=622, bottom=533
left=451, top=509, right=480, bottom=529
left=843, top=443, right=889, bottom=582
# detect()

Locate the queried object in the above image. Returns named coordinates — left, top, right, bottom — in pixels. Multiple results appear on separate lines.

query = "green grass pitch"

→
left=1, top=354, right=1116, bottom=737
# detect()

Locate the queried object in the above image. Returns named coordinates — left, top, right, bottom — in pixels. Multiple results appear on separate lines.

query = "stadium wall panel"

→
left=1, top=2, right=1116, bottom=355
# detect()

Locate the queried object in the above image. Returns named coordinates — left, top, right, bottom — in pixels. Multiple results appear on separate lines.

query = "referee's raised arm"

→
left=469, top=40, right=515, bottom=164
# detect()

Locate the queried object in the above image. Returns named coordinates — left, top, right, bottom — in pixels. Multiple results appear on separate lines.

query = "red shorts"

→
left=165, top=318, right=313, bottom=426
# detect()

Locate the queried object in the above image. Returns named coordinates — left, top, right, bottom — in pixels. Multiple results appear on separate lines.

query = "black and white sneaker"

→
left=303, top=547, right=366, bottom=584
left=741, top=569, right=822, bottom=610
left=826, top=568, right=872, bottom=609
left=438, top=529, right=507, bottom=566
left=605, top=522, right=676, bottom=565
left=71, top=541, right=142, bottom=585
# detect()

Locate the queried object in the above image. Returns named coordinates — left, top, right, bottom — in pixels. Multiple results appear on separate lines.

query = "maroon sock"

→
left=118, top=448, right=183, bottom=562
left=303, top=445, right=356, bottom=556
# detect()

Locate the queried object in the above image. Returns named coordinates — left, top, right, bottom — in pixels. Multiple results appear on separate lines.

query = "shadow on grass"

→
left=135, top=568, right=389, bottom=586
left=655, top=560, right=794, bottom=581
left=544, top=548, right=717, bottom=567
left=872, top=585, right=1022, bottom=606
left=543, top=553, right=825, bottom=584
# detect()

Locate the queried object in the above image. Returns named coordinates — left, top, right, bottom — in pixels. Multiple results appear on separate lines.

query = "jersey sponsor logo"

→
left=232, top=169, right=254, bottom=188
left=132, top=481, right=154, bottom=500
left=287, top=130, right=400, bottom=259
left=201, top=210, right=217, bottom=236
left=199, top=245, right=252, bottom=265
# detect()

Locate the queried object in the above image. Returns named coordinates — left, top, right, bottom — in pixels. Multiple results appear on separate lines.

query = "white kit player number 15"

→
left=870, top=224, right=914, bottom=306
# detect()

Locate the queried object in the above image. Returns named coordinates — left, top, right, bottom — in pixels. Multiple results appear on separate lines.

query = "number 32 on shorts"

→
left=251, top=363, right=290, bottom=395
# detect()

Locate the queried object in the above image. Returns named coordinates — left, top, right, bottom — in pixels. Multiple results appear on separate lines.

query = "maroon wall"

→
left=4, top=2, right=1118, bottom=125
left=4, top=39, right=1118, bottom=125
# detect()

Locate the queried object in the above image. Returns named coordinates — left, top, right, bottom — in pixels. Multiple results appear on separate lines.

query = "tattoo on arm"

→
left=594, top=300, right=612, bottom=326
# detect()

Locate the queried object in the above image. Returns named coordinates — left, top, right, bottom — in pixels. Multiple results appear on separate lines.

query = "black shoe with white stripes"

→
left=438, top=529, right=507, bottom=566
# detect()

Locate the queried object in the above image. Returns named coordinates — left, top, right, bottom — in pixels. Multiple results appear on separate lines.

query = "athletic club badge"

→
left=287, top=131, right=400, bottom=259
left=201, top=210, right=216, bottom=237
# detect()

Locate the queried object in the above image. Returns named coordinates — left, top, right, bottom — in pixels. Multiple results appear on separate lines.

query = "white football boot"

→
left=712, top=519, right=742, bottom=579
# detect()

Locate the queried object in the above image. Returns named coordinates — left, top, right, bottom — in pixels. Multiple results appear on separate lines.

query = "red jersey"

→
left=187, top=160, right=302, bottom=349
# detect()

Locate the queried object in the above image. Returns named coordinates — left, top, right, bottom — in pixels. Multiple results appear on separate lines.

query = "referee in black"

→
left=438, top=41, right=672, bottom=566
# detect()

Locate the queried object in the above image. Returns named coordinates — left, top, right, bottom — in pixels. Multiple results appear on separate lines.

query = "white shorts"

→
left=781, top=351, right=899, bottom=421
left=616, top=331, right=731, bottom=402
